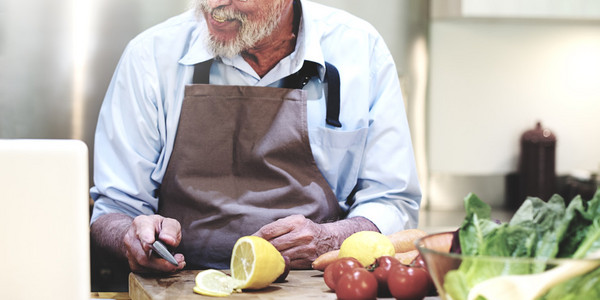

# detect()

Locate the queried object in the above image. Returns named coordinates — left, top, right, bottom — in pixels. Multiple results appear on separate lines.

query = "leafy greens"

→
left=444, top=188, right=600, bottom=300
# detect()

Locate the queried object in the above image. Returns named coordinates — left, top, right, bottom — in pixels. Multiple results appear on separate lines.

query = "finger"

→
left=131, top=257, right=180, bottom=273
left=174, top=253, right=186, bottom=269
left=289, top=257, right=312, bottom=270
left=280, top=242, right=317, bottom=258
left=133, top=216, right=161, bottom=250
left=254, top=215, right=302, bottom=240
left=157, top=218, right=182, bottom=247
left=268, top=221, right=317, bottom=251
left=126, top=238, right=153, bottom=270
left=269, top=231, right=307, bottom=252
left=127, top=255, right=149, bottom=273
left=130, top=247, right=186, bottom=273
left=146, top=254, right=184, bottom=273
left=254, top=220, right=293, bottom=240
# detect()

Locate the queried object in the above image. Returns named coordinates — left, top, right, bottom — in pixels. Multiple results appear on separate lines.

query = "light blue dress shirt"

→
left=90, top=0, right=421, bottom=235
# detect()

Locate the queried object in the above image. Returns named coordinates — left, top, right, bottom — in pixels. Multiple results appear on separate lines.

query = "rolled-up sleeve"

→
left=345, top=37, right=421, bottom=235
left=90, top=39, right=163, bottom=224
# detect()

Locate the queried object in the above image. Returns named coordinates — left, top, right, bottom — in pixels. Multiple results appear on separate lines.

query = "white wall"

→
left=429, top=19, right=600, bottom=175
left=311, top=0, right=409, bottom=71
left=428, top=18, right=600, bottom=208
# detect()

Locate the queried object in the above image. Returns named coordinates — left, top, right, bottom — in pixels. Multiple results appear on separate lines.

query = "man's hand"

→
left=253, top=215, right=379, bottom=269
left=124, top=215, right=185, bottom=273
left=91, top=213, right=186, bottom=273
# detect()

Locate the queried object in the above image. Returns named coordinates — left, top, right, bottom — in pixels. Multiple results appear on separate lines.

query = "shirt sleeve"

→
left=89, top=39, right=163, bottom=224
left=346, top=36, right=422, bottom=235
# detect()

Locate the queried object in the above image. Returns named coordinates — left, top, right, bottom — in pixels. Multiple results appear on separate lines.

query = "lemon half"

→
left=338, top=231, right=395, bottom=266
left=230, top=236, right=285, bottom=290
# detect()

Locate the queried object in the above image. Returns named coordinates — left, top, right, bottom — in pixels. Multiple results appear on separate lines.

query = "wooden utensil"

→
left=467, top=250, right=600, bottom=300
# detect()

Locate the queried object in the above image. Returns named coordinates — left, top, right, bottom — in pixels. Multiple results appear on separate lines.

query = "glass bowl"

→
left=415, top=231, right=600, bottom=300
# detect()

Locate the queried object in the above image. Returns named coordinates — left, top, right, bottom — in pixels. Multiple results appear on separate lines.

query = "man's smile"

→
left=212, top=11, right=231, bottom=23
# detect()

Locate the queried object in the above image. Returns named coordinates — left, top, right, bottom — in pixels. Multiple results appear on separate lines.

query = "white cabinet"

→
left=431, top=0, right=600, bottom=20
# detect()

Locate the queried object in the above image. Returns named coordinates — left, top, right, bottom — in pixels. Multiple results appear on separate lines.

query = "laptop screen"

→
left=0, top=139, right=90, bottom=300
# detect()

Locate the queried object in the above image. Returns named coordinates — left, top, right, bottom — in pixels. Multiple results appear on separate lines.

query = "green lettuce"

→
left=443, top=188, right=600, bottom=300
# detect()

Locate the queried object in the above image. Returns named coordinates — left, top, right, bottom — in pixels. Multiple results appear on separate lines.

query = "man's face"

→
left=196, top=0, right=287, bottom=58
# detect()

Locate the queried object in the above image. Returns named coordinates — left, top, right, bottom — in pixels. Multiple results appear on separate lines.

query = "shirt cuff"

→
left=346, top=201, right=417, bottom=235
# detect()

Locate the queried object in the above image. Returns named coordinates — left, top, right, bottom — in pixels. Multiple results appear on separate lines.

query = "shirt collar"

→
left=178, top=13, right=214, bottom=66
left=296, top=0, right=326, bottom=80
left=178, top=0, right=327, bottom=80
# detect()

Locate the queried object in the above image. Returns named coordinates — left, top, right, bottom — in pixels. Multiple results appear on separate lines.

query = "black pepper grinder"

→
left=514, top=122, right=557, bottom=209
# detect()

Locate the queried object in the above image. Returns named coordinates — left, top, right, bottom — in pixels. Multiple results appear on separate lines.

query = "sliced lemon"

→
left=193, top=269, right=241, bottom=297
left=230, top=236, right=285, bottom=290
left=338, top=231, right=395, bottom=266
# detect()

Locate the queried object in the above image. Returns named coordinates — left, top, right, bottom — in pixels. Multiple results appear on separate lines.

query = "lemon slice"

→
left=230, top=236, right=285, bottom=290
left=193, top=269, right=241, bottom=297
left=338, top=231, right=395, bottom=266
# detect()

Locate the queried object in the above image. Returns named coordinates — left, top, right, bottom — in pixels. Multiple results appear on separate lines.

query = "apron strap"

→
left=192, top=59, right=342, bottom=128
left=324, top=62, right=342, bottom=128
left=192, top=59, right=214, bottom=85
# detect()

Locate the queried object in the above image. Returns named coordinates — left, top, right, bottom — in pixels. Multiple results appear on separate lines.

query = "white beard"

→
left=195, top=0, right=285, bottom=58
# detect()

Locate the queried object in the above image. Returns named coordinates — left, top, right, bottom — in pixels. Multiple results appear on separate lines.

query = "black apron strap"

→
left=192, top=59, right=342, bottom=128
left=324, top=62, right=342, bottom=128
left=283, top=61, right=320, bottom=89
left=282, top=61, right=342, bottom=128
left=192, top=59, right=214, bottom=84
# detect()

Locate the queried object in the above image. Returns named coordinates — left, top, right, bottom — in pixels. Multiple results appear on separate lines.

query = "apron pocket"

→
left=308, top=126, right=369, bottom=200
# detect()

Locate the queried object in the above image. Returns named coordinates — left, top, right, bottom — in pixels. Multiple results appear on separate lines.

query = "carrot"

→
left=420, top=231, right=454, bottom=253
left=394, top=250, right=420, bottom=265
left=311, top=249, right=340, bottom=271
left=387, top=229, right=428, bottom=253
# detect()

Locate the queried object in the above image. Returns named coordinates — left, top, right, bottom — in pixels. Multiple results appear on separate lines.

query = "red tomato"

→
left=387, top=264, right=429, bottom=300
left=323, top=257, right=363, bottom=291
left=411, top=255, right=427, bottom=268
left=370, top=256, right=401, bottom=297
left=335, top=268, right=378, bottom=300
left=410, top=255, right=436, bottom=296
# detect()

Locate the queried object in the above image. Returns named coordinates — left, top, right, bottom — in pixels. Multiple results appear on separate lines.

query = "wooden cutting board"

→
left=129, top=270, right=337, bottom=299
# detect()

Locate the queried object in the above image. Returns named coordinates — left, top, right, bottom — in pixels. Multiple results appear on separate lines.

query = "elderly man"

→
left=90, top=0, right=421, bottom=273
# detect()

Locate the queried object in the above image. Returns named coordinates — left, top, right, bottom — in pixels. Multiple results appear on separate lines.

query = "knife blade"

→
left=150, top=240, right=179, bottom=267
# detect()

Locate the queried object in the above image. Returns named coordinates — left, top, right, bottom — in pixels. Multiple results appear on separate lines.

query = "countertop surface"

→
left=127, top=270, right=440, bottom=300
left=418, top=208, right=514, bottom=233
left=91, top=209, right=515, bottom=299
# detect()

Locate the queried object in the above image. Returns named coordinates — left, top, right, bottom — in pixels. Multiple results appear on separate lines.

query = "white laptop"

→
left=0, top=139, right=90, bottom=300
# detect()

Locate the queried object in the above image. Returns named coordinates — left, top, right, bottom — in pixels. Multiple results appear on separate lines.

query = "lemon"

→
left=193, top=269, right=241, bottom=297
left=230, top=235, right=285, bottom=290
left=338, top=231, right=395, bottom=266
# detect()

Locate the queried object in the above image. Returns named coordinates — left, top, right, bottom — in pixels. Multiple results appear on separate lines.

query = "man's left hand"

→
left=252, top=215, right=338, bottom=269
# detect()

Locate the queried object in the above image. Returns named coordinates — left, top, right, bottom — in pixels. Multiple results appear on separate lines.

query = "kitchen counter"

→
left=91, top=209, right=512, bottom=299
left=419, top=208, right=514, bottom=233
left=121, top=270, right=440, bottom=300
left=130, top=270, right=332, bottom=299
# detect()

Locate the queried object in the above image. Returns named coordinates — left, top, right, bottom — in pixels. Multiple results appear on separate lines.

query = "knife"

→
left=150, top=240, right=179, bottom=267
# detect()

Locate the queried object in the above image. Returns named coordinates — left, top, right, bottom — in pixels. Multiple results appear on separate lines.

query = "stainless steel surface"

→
left=0, top=0, right=190, bottom=185
left=2, top=0, right=429, bottom=192
left=428, top=173, right=507, bottom=210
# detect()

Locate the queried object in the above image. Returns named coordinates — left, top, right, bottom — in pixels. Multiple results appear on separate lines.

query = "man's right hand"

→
left=124, top=215, right=186, bottom=273
left=91, top=213, right=186, bottom=273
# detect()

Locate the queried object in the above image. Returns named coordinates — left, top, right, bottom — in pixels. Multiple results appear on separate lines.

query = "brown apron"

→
left=158, top=60, right=343, bottom=269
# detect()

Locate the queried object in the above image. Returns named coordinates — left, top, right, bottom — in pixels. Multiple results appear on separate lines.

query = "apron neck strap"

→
left=192, top=59, right=214, bottom=85
left=191, top=59, right=342, bottom=128
left=323, top=62, right=342, bottom=128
